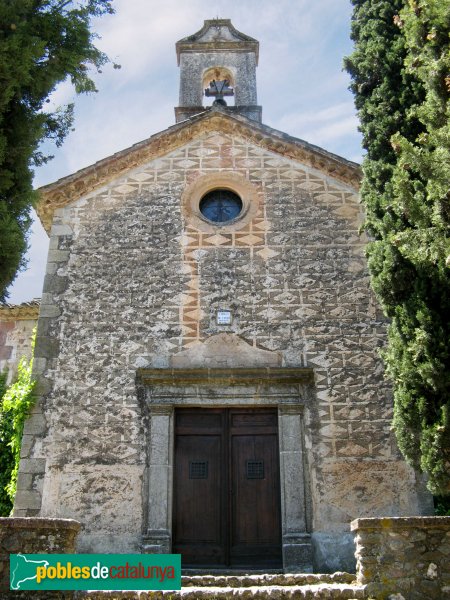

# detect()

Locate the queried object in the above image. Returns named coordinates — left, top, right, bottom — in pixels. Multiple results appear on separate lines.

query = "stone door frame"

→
left=137, top=367, right=314, bottom=572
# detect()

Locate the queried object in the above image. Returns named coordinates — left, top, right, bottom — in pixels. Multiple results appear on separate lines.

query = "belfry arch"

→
left=202, top=67, right=235, bottom=106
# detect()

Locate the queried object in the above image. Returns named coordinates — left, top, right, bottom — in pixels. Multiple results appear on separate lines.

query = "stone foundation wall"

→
left=352, top=516, right=450, bottom=599
left=0, top=517, right=80, bottom=598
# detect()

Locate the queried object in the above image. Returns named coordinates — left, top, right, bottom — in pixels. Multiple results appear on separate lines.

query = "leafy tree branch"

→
left=0, top=0, right=116, bottom=300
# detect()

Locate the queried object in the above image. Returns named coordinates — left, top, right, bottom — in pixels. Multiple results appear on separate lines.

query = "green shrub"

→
left=0, top=369, right=13, bottom=515
left=0, top=335, right=35, bottom=513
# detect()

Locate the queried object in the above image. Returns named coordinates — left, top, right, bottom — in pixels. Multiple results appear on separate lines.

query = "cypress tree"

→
left=345, top=0, right=450, bottom=494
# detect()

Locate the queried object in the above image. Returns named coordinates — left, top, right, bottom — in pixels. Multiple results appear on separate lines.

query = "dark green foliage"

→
left=0, top=0, right=115, bottom=300
left=0, top=337, right=35, bottom=513
left=345, top=0, right=450, bottom=494
left=0, top=369, right=14, bottom=515
left=434, top=495, right=450, bottom=516
left=343, top=0, right=425, bottom=238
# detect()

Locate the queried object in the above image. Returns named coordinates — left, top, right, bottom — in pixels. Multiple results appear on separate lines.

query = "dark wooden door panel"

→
left=172, top=410, right=227, bottom=566
left=174, top=435, right=222, bottom=543
left=230, top=410, right=282, bottom=567
left=173, top=408, right=282, bottom=568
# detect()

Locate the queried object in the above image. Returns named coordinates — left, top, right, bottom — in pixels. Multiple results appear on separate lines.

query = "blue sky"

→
left=7, top=0, right=362, bottom=304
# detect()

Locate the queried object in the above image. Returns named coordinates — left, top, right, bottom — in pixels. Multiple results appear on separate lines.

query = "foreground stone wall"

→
left=1, top=515, right=448, bottom=598
left=352, top=516, right=450, bottom=599
left=15, top=130, right=432, bottom=569
left=0, top=517, right=80, bottom=598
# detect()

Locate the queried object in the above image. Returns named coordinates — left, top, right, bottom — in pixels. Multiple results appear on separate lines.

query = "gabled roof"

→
left=176, top=19, right=259, bottom=64
left=36, top=106, right=361, bottom=234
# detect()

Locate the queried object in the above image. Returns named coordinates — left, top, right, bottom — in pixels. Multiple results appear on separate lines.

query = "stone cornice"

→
left=0, top=300, right=40, bottom=321
left=137, top=367, right=314, bottom=387
left=0, top=517, right=81, bottom=531
left=176, top=19, right=259, bottom=65
left=177, top=40, right=259, bottom=61
left=351, top=516, right=450, bottom=531
left=36, top=107, right=362, bottom=234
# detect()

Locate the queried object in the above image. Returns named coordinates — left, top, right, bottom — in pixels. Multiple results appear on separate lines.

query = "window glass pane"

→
left=199, top=190, right=242, bottom=223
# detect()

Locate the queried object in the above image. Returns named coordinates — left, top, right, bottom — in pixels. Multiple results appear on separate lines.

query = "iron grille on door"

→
left=246, top=460, right=264, bottom=479
left=189, top=461, right=208, bottom=479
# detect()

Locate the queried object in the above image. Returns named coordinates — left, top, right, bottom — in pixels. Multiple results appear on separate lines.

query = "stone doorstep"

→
left=0, top=587, right=368, bottom=600
left=70, top=575, right=366, bottom=600
left=181, top=573, right=357, bottom=587
left=0, top=576, right=366, bottom=600
left=72, top=583, right=367, bottom=599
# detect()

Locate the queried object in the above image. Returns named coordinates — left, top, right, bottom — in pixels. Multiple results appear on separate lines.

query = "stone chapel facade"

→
left=14, top=20, right=432, bottom=573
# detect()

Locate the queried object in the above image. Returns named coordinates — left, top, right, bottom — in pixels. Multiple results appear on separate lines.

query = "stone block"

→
left=46, top=249, right=70, bottom=263
left=13, top=490, right=42, bottom=510
left=18, top=434, right=34, bottom=459
left=38, top=304, right=61, bottom=318
left=280, top=451, right=306, bottom=531
left=54, top=464, right=143, bottom=537
left=22, top=413, right=46, bottom=436
left=141, top=530, right=171, bottom=555
left=279, top=412, right=302, bottom=452
left=50, top=224, right=73, bottom=236
left=45, top=261, right=58, bottom=275
left=312, top=531, right=356, bottom=573
left=43, top=274, right=68, bottom=294
left=148, top=465, right=171, bottom=530
left=15, top=473, right=32, bottom=491
left=149, top=418, right=171, bottom=464
left=283, top=537, right=313, bottom=573
left=18, top=458, right=46, bottom=474
left=33, top=376, right=53, bottom=396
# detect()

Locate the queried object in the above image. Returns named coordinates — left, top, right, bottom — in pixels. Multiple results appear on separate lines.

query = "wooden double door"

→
left=173, top=408, right=282, bottom=568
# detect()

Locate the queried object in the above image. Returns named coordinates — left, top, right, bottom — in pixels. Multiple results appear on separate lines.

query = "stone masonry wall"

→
left=0, top=302, right=39, bottom=384
left=15, top=131, right=432, bottom=568
left=352, top=516, right=450, bottom=599
left=0, top=517, right=80, bottom=599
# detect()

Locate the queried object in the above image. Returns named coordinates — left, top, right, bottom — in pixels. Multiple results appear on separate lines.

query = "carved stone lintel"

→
left=138, top=366, right=314, bottom=387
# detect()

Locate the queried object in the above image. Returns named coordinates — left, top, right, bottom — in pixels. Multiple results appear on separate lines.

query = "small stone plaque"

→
left=217, top=310, right=232, bottom=325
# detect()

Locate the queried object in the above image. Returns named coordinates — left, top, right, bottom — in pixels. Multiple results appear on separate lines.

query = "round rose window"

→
left=199, top=189, right=243, bottom=223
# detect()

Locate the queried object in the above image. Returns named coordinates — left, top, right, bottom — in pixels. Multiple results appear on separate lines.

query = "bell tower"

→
left=175, top=19, right=262, bottom=123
